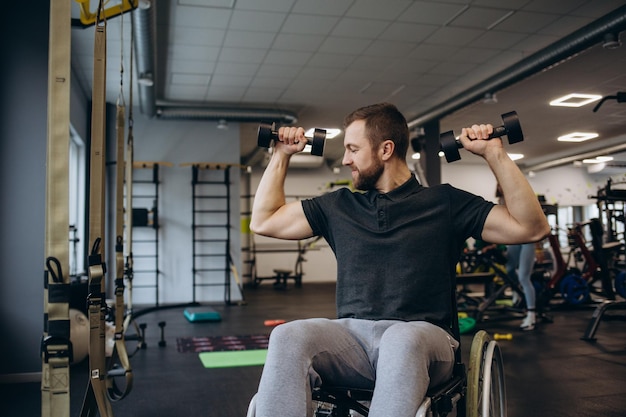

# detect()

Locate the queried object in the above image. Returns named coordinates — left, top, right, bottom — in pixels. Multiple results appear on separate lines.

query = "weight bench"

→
left=253, top=269, right=301, bottom=290
left=456, top=272, right=495, bottom=317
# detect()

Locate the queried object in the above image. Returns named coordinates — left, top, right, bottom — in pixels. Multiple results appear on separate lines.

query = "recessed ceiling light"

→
left=411, top=152, right=421, bottom=160
left=436, top=150, right=524, bottom=161
left=305, top=128, right=341, bottom=139
left=549, top=93, right=603, bottom=107
left=582, top=156, right=613, bottom=164
left=558, top=132, right=599, bottom=142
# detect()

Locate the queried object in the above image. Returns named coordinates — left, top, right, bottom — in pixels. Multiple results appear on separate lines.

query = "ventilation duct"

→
left=132, top=0, right=156, bottom=117
left=587, top=160, right=626, bottom=175
left=407, top=5, right=626, bottom=129
left=131, top=1, right=299, bottom=124
left=156, top=103, right=298, bottom=124
left=523, top=140, right=626, bottom=173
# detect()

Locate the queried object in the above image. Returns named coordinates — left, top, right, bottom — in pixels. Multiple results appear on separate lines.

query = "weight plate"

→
left=440, top=131, right=461, bottom=162
left=501, top=111, right=523, bottom=144
left=310, top=128, right=326, bottom=156
left=257, top=123, right=274, bottom=148
left=559, top=273, right=589, bottom=304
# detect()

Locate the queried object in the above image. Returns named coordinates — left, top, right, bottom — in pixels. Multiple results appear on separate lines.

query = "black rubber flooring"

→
left=4, top=282, right=626, bottom=417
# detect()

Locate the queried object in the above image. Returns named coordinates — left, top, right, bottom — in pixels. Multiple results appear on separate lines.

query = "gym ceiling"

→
left=70, top=0, right=626, bottom=173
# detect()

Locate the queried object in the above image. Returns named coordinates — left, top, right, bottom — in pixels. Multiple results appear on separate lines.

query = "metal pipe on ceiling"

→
left=132, top=0, right=157, bottom=117
left=155, top=104, right=298, bottom=124
left=131, top=0, right=299, bottom=124
left=407, top=5, right=626, bottom=129
left=522, top=140, right=626, bottom=173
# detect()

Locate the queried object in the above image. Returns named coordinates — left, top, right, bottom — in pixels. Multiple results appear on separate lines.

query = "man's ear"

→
left=381, top=139, right=395, bottom=161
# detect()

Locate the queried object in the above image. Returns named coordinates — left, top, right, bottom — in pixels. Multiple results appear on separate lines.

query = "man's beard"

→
left=353, top=157, right=384, bottom=191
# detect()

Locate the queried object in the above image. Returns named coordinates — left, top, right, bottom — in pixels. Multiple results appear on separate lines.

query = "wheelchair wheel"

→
left=467, top=330, right=507, bottom=417
left=246, top=394, right=257, bottom=417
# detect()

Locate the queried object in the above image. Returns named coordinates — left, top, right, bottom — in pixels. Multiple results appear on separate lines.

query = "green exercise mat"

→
left=199, top=349, right=267, bottom=368
left=458, top=317, right=476, bottom=334
left=183, top=307, right=222, bottom=322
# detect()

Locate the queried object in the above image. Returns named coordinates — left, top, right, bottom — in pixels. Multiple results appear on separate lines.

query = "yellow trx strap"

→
left=81, top=3, right=113, bottom=416
left=106, top=42, right=133, bottom=398
left=121, top=13, right=146, bottom=351
left=42, top=2, right=72, bottom=417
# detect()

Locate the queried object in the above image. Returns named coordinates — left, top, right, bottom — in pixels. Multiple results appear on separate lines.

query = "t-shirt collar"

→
left=366, top=175, right=421, bottom=202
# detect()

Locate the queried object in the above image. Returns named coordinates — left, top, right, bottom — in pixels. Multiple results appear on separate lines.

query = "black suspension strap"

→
left=42, top=2, right=72, bottom=417
left=122, top=7, right=142, bottom=350
left=80, top=2, right=113, bottom=416
left=106, top=6, right=134, bottom=400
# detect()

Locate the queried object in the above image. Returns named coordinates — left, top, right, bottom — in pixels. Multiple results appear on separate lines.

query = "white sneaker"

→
left=511, top=292, right=521, bottom=306
left=520, top=311, right=536, bottom=331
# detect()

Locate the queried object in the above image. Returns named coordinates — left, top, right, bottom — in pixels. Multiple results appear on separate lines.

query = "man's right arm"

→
left=249, top=128, right=314, bottom=240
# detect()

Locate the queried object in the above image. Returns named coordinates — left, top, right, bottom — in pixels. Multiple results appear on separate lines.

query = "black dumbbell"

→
left=257, top=123, right=326, bottom=156
left=158, top=321, right=166, bottom=348
left=440, top=111, right=523, bottom=163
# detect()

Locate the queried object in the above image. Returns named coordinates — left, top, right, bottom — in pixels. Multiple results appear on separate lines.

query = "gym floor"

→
left=4, top=282, right=626, bottom=417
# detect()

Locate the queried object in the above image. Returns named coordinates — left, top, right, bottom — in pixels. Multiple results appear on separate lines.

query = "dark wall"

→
left=0, top=2, right=50, bottom=375
left=0, top=2, right=91, bottom=376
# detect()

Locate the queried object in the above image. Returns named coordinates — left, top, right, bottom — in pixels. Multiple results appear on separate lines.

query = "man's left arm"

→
left=459, top=124, right=550, bottom=244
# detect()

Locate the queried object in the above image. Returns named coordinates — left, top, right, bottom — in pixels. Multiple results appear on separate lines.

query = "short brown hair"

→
left=343, top=102, right=409, bottom=159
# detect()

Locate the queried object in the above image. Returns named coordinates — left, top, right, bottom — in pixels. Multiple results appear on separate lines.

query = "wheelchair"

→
left=246, top=328, right=506, bottom=417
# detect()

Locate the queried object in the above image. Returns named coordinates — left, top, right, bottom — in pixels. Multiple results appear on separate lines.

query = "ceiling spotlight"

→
left=558, top=132, right=599, bottom=142
left=217, top=119, right=228, bottom=130
left=582, top=156, right=613, bottom=164
left=138, top=0, right=152, bottom=10
left=138, top=73, right=154, bottom=86
left=550, top=93, right=602, bottom=107
left=602, top=32, right=621, bottom=49
left=483, top=93, right=498, bottom=104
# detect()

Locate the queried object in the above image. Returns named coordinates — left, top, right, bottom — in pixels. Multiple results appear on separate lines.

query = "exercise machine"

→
left=589, top=178, right=626, bottom=297
left=456, top=246, right=526, bottom=323
left=534, top=219, right=623, bottom=315
left=581, top=180, right=626, bottom=341
left=250, top=235, right=321, bottom=289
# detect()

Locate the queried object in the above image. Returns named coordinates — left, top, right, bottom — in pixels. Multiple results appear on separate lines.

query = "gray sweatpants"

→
left=255, top=318, right=459, bottom=417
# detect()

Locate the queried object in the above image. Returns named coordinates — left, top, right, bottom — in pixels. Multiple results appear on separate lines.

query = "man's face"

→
left=342, top=120, right=383, bottom=191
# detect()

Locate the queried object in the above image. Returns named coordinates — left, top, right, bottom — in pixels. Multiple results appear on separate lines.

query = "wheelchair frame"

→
left=247, top=283, right=508, bottom=417
left=246, top=329, right=506, bottom=417
left=307, top=329, right=506, bottom=417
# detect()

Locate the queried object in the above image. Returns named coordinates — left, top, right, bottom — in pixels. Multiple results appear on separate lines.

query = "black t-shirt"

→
left=302, top=176, right=493, bottom=332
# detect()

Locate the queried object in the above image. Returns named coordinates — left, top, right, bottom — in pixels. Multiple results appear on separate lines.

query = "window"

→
left=69, top=125, right=87, bottom=280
